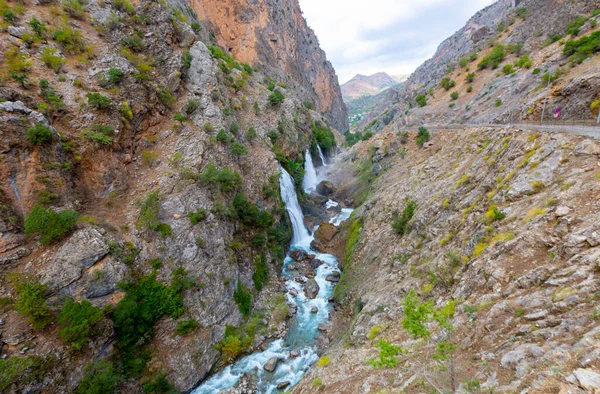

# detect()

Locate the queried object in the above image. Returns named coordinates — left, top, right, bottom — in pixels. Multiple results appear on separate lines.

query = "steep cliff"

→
left=353, top=0, right=600, bottom=135
left=186, top=0, right=348, bottom=132
left=0, top=0, right=345, bottom=391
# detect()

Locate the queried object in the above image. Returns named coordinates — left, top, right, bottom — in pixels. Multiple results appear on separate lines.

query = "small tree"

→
left=415, top=94, right=427, bottom=107
left=26, top=124, right=53, bottom=145
left=465, top=72, right=475, bottom=83
left=392, top=199, right=416, bottom=236
left=450, top=91, right=459, bottom=100
left=25, top=204, right=78, bottom=244
left=233, top=281, right=252, bottom=314
left=58, top=299, right=103, bottom=350
left=12, top=277, right=51, bottom=329
left=173, top=113, right=186, bottom=125
left=416, top=127, right=431, bottom=147
left=268, top=90, right=285, bottom=106
left=87, top=92, right=112, bottom=110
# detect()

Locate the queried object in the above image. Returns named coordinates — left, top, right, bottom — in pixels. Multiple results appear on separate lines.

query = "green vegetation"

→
left=311, top=121, right=336, bottom=155
left=450, top=91, right=459, bottom=100
left=0, top=355, right=52, bottom=392
left=75, top=360, right=119, bottom=394
left=87, top=92, right=112, bottom=110
left=478, top=44, right=505, bottom=69
left=233, top=281, right=252, bottom=315
left=502, top=64, right=515, bottom=75
left=392, top=199, right=416, bottom=236
left=185, top=99, right=200, bottom=115
left=416, top=126, right=431, bottom=147
left=175, top=319, right=199, bottom=336
left=113, top=0, right=135, bottom=15
left=29, top=17, right=47, bottom=39
left=367, top=340, right=403, bottom=368
left=12, top=277, right=51, bottom=329
left=515, top=54, right=532, bottom=69
left=187, top=208, right=207, bottom=224
left=84, top=124, right=114, bottom=146
left=136, top=192, right=171, bottom=237
left=233, top=193, right=274, bottom=228
left=25, top=204, right=78, bottom=244
left=26, top=124, right=53, bottom=145
left=495, top=99, right=503, bottom=107
left=245, top=127, right=257, bottom=140
left=231, top=142, right=249, bottom=155
left=415, top=94, right=427, bottom=107
left=439, top=77, right=456, bottom=91
left=40, top=47, right=66, bottom=71
left=58, top=300, right=103, bottom=350
left=198, top=164, right=242, bottom=193
left=252, top=253, right=268, bottom=291
left=216, top=129, right=232, bottom=143
left=268, top=90, right=285, bottom=106
left=465, top=72, right=475, bottom=83
left=53, top=22, right=87, bottom=53
left=62, top=0, right=85, bottom=18
left=344, top=131, right=363, bottom=147
left=567, top=16, right=587, bottom=36
left=274, top=148, right=304, bottom=190
left=334, top=218, right=363, bottom=303
left=506, top=42, right=523, bottom=55
left=107, top=67, right=123, bottom=84
left=484, top=203, right=505, bottom=224
left=206, top=45, right=242, bottom=74
left=158, top=89, right=176, bottom=109
left=563, top=31, right=600, bottom=63
left=317, top=356, right=331, bottom=367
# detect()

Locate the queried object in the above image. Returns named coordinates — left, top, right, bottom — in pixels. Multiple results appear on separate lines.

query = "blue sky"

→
left=298, top=0, right=495, bottom=83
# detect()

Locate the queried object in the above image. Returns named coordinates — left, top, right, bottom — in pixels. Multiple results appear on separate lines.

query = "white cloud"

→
left=299, top=0, right=495, bottom=83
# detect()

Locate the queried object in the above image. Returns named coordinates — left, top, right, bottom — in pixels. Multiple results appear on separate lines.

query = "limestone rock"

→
left=264, top=357, right=281, bottom=372
left=304, top=278, right=320, bottom=299
left=573, top=368, right=600, bottom=390
left=325, top=271, right=341, bottom=282
left=290, top=249, right=308, bottom=261
left=316, top=181, right=335, bottom=196
left=314, top=222, right=338, bottom=242
left=7, top=26, right=28, bottom=38
left=555, top=206, right=571, bottom=217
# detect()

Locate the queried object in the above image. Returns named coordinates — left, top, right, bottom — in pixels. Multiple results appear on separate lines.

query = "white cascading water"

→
left=302, top=149, right=318, bottom=193
left=317, top=145, right=327, bottom=167
left=192, top=167, right=352, bottom=394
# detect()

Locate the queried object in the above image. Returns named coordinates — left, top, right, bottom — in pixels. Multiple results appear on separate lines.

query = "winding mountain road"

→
left=418, top=123, right=600, bottom=140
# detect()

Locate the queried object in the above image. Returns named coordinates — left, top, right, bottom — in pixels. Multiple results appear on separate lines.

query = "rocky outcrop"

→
left=186, top=0, right=348, bottom=131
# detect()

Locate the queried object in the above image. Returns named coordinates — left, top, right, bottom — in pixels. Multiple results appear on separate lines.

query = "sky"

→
left=298, top=0, right=495, bottom=84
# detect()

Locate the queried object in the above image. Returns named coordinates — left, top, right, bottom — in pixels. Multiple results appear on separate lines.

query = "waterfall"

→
left=192, top=168, right=353, bottom=394
left=302, top=149, right=318, bottom=193
left=317, top=145, right=327, bottom=166
left=280, top=168, right=311, bottom=246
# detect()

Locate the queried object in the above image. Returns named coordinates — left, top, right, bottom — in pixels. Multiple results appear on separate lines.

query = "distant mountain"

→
left=391, top=74, right=410, bottom=83
left=341, top=72, right=399, bottom=100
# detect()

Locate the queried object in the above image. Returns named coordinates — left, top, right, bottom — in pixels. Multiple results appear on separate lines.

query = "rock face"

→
left=39, top=227, right=109, bottom=291
left=188, top=0, right=348, bottom=131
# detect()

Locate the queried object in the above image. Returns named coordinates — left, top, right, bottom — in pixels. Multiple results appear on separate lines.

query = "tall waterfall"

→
left=192, top=167, right=352, bottom=394
left=317, top=145, right=327, bottom=166
left=280, top=168, right=311, bottom=246
left=302, top=149, right=318, bottom=193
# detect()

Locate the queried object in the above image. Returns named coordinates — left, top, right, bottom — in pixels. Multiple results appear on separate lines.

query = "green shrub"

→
left=198, top=164, right=241, bottom=192
left=466, top=85, right=473, bottom=93
left=187, top=208, right=206, bottom=224
left=25, top=204, right=78, bottom=244
left=206, top=45, right=241, bottom=73
left=311, top=121, right=337, bottom=155
left=532, top=68, right=541, bottom=75
left=26, top=124, right=53, bottom=145
left=495, top=99, right=503, bottom=107
left=502, top=64, right=515, bottom=75
left=245, top=127, right=257, bottom=140
left=28, top=17, right=47, bottom=39
left=75, top=361, right=119, bottom=394
left=175, top=319, right=199, bottom=336
left=439, top=77, right=456, bottom=91
left=233, top=281, right=252, bottom=315
left=83, top=124, right=114, bottom=146
left=107, top=67, right=122, bottom=84
left=252, top=254, right=268, bottom=291
left=229, top=122, right=240, bottom=135
left=113, top=0, right=135, bottom=14
left=367, top=340, right=403, bottom=368
left=506, top=42, right=523, bottom=55
left=478, top=44, right=505, bottom=69
left=450, top=91, right=459, bottom=100
left=143, top=374, right=177, bottom=394
left=515, top=55, right=532, bottom=68
left=12, top=277, right=51, bottom=329
left=40, top=47, right=65, bottom=71
left=185, top=99, right=200, bottom=115
left=182, top=50, right=192, bottom=70
left=113, top=273, right=183, bottom=351
left=0, top=355, right=50, bottom=392
left=53, top=24, right=86, bottom=53
left=415, top=94, right=427, bottom=107
left=392, top=199, right=416, bottom=236
left=231, top=142, right=248, bottom=155
left=216, top=129, right=231, bottom=143
left=563, top=31, right=600, bottom=63
left=62, top=0, right=85, bottom=19
left=87, top=93, right=112, bottom=110
left=267, top=130, right=278, bottom=142
left=173, top=113, right=186, bottom=124
left=415, top=126, right=431, bottom=147
left=458, top=56, right=468, bottom=68
left=233, top=193, right=274, bottom=228
left=136, top=192, right=170, bottom=237
left=465, top=72, right=475, bottom=82
left=158, top=89, right=176, bottom=109
left=516, top=7, right=527, bottom=18
left=268, top=90, right=285, bottom=106
left=401, top=289, right=434, bottom=338
left=567, top=16, right=587, bottom=36
left=58, top=300, right=103, bottom=350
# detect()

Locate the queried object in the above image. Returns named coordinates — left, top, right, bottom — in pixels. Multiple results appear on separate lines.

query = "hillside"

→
left=0, top=0, right=346, bottom=391
left=298, top=125, right=600, bottom=393
left=341, top=72, right=398, bottom=100
left=352, top=0, right=600, bottom=136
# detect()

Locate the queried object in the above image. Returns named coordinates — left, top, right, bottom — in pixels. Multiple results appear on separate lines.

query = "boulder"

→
left=318, top=323, right=328, bottom=331
left=311, top=306, right=318, bottom=313
left=311, top=258, right=325, bottom=269
left=555, top=206, right=571, bottom=217
left=290, top=350, right=300, bottom=358
left=573, top=368, right=600, bottom=390
left=304, top=278, right=320, bottom=299
left=7, top=26, right=28, bottom=38
left=277, top=381, right=291, bottom=390
left=39, top=227, right=109, bottom=291
left=326, top=271, right=341, bottom=282
left=290, top=249, right=308, bottom=261
left=289, top=288, right=298, bottom=297
left=264, top=357, right=281, bottom=372
left=314, top=222, right=338, bottom=242
left=316, top=181, right=335, bottom=196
